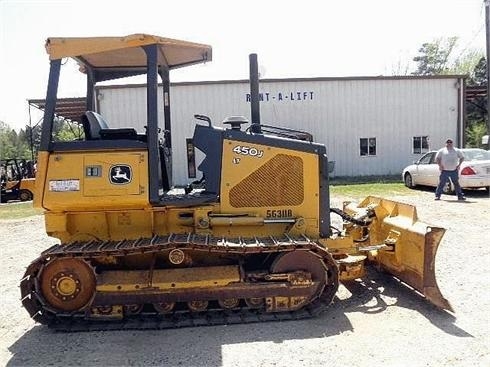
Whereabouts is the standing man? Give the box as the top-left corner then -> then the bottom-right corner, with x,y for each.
435,139 -> 465,200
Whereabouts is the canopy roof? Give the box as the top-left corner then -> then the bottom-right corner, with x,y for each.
45,34 -> 212,70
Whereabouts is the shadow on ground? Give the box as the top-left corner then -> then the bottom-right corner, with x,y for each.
341,267 -> 472,338
7,266 -> 472,367
409,185 -> 489,200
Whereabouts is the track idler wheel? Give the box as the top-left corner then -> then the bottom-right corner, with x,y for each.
153,302 -> 175,314
270,250 -> 339,310
39,258 -> 96,312
124,304 -> 143,315
187,300 -> 208,312
245,298 -> 264,309
218,298 -> 239,309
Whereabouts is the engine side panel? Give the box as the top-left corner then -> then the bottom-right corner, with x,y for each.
220,138 -> 321,238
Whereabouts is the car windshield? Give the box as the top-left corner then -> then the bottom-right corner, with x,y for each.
462,149 -> 490,161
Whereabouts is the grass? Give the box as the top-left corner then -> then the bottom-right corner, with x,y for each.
330,182 -> 412,198
0,202 -> 42,220
329,175 -> 411,199
329,174 -> 401,185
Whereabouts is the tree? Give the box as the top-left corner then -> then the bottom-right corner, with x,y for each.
412,37 -> 458,75
455,54 -> 486,147
466,56 -> 487,130
0,121 -> 30,160
412,37 -> 488,147
464,55 -> 486,86
411,37 -> 485,82
52,118 -> 84,141
24,123 -> 42,161
0,121 -> 15,159
1,117 -> 85,163
461,55 -> 488,148
465,121 -> 487,148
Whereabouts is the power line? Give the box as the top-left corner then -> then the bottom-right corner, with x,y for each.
454,2 -> 486,60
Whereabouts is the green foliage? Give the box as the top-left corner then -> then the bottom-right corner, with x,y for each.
53,118 -> 84,142
450,52 -> 485,81
465,121 -> 488,148
464,55 -> 486,86
0,118 -> 84,162
412,37 -> 458,75
459,55 -> 487,137
412,37 -> 485,83
412,37 -> 488,143
329,175 -> 401,185
0,121 -> 31,160
24,123 -> 42,160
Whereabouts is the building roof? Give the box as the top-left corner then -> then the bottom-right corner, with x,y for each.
29,97 -> 86,123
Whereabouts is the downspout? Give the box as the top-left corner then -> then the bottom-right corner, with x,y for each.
458,77 -> 466,147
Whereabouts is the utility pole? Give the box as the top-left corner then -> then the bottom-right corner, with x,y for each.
486,0 -> 490,137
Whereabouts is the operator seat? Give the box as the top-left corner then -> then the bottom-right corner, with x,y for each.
82,111 -> 109,140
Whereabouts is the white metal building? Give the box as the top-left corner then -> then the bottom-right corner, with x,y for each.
95,76 -> 465,185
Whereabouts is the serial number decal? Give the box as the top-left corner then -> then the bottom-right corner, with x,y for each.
233,145 -> 264,158
266,209 -> 293,218
49,179 -> 80,192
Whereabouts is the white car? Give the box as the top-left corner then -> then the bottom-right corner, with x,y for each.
402,148 -> 490,194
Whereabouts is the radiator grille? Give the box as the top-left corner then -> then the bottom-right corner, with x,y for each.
229,154 -> 304,208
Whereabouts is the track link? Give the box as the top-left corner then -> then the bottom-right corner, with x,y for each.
20,234 -> 338,332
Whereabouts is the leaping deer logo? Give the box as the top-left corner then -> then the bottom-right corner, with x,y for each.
110,165 -> 132,184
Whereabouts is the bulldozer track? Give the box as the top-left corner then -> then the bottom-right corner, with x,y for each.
20,234 -> 338,332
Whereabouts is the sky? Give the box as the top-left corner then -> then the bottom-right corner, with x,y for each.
0,0 -> 487,131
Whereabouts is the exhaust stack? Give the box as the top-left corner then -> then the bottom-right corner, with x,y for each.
249,53 -> 262,134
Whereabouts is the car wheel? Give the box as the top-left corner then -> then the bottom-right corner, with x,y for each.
404,173 -> 415,188
442,181 -> 454,195
19,189 -> 33,201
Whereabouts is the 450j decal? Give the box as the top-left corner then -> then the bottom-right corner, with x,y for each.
232,145 -> 264,158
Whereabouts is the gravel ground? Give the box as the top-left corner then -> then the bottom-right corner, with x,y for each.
0,189 -> 489,367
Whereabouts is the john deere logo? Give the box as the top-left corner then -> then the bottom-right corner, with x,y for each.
110,165 -> 132,185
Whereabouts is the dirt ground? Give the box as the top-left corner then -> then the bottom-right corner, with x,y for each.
0,189 -> 489,367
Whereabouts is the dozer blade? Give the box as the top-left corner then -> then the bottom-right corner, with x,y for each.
350,196 -> 452,312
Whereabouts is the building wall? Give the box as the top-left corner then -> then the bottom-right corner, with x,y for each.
96,76 -> 463,185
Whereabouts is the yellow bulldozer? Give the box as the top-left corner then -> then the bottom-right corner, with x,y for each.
21,34 -> 451,331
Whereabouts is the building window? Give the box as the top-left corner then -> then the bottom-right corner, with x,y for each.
413,136 -> 429,154
360,137 -> 377,156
